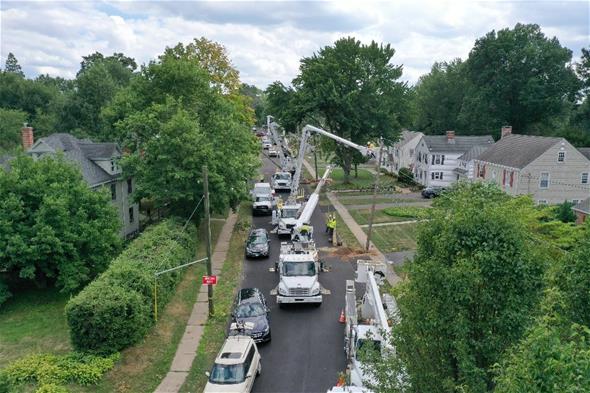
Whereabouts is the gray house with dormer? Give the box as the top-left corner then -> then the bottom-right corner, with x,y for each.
26,131 -> 139,238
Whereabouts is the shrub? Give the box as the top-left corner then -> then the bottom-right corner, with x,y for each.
383,206 -> 431,219
65,219 -> 195,353
397,167 -> 416,186
1,352 -> 119,390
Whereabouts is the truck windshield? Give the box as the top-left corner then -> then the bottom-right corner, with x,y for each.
209,363 -> 245,384
256,196 -> 270,202
282,208 -> 298,218
283,261 -> 316,276
276,173 -> 291,180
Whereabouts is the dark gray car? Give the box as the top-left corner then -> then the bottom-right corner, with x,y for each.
245,228 -> 270,258
231,288 -> 271,343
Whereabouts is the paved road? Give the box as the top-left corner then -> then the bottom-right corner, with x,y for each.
243,155 -> 355,392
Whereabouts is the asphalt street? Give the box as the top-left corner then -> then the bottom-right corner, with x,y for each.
243,153 -> 356,392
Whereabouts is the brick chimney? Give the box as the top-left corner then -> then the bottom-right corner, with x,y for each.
21,124 -> 34,150
501,125 -> 512,139
446,130 -> 455,144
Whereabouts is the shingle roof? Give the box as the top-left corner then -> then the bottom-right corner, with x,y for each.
475,134 -> 561,169
30,133 -> 120,187
458,144 -> 491,161
573,197 -> 590,214
397,130 -> 423,148
578,148 -> 590,160
422,135 -> 494,154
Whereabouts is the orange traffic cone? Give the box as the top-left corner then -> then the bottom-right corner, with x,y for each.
339,309 -> 345,323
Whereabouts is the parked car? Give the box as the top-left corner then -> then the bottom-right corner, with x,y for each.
204,335 -> 261,392
245,228 -> 270,258
421,186 -> 444,199
262,140 -> 272,149
268,147 -> 279,157
256,130 -> 266,137
231,288 -> 271,343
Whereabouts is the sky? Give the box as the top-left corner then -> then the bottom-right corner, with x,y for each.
1,0 -> 588,88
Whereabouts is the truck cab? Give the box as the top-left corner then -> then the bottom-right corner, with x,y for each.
274,252 -> 322,307
272,202 -> 301,236
271,171 -> 292,192
251,183 -> 275,216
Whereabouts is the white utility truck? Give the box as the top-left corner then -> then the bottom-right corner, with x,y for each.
251,182 -> 275,216
343,261 -> 399,388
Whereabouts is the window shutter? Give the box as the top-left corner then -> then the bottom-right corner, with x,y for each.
431,155 -> 435,165
502,170 -> 506,186
476,163 -> 480,177
441,155 -> 445,165
510,171 -> 514,187
483,165 -> 486,177
440,172 -> 443,180
431,172 -> 434,180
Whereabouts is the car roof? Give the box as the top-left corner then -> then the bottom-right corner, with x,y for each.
216,336 -> 254,365
254,182 -> 271,187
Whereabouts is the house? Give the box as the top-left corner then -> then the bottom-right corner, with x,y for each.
383,130 -> 423,175
22,126 -> 139,238
474,126 -> 590,205
573,197 -> 590,224
413,131 -> 494,188
455,144 -> 491,181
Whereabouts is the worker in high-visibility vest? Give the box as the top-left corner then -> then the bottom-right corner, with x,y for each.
327,216 -> 336,237
325,214 -> 334,233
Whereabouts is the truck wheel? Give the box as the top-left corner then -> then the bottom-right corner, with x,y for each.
278,302 -> 285,309
314,302 -> 322,307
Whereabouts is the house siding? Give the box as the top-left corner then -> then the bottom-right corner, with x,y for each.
414,139 -> 463,188
101,178 -> 139,237
476,139 -> 590,204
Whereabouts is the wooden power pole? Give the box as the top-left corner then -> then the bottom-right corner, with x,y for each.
203,165 -> 214,316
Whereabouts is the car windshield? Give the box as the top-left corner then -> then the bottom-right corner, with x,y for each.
256,196 -> 270,202
283,261 -> 316,276
209,363 -> 245,384
235,302 -> 266,318
249,234 -> 267,244
282,208 -> 298,218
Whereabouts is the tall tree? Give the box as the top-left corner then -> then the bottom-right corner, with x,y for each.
0,154 -> 121,297
0,108 -> 27,152
294,37 -> 408,182
459,23 -> 579,136
366,183 -> 546,392
265,81 -> 303,133
4,52 -> 24,77
413,59 -> 467,134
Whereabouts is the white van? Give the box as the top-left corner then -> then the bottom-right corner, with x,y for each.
204,335 -> 261,392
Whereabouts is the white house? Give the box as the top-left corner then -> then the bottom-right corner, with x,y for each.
414,131 -> 494,188
383,130 -> 423,175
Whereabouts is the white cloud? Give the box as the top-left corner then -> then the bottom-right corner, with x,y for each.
1,0 -> 587,87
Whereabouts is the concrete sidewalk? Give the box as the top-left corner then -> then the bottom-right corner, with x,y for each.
303,159 -> 401,285
154,212 -> 239,393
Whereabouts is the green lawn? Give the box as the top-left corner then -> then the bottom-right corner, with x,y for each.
364,223 -> 419,253
349,208 -> 409,225
180,202 -> 250,392
0,287 -> 72,368
333,210 -> 363,250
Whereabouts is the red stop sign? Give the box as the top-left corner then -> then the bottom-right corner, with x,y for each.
202,275 -> 217,285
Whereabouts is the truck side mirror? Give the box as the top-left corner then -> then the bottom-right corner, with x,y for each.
205,371 -> 210,377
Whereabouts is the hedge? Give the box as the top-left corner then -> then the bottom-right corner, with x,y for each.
65,219 -> 196,354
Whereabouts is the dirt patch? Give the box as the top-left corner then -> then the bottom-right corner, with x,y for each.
322,246 -> 370,259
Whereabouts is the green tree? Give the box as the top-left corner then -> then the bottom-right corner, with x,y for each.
460,23 -> 579,136
413,59 -> 467,134
376,183 -> 546,392
264,81 -> 303,133
4,53 -> 24,77
294,37 -> 408,182
107,49 -> 258,216
554,200 -> 576,223
0,154 -> 121,295
240,83 -> 266,125
0,108 -> 27,152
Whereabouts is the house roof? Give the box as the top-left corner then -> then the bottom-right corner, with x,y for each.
578,148 -> 590,161
458,144 -> 491,162
573,197 -> 590,214
397,130 -> 423,148
422,135 -> 494,154
29,133 -> 120,187
475,134 -> 561,169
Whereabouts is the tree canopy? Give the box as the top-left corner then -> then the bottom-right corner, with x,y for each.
0,154 -> 121,302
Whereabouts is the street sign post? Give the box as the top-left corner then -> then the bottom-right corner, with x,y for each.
202,275 -> 217,285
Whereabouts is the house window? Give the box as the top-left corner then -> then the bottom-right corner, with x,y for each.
111,184 -> 116,200
129,207 -> 134,223
538,200 -> 548,205
431,171 -> 443,180
582,173 -> 588,184
127,178 -> 133,193
111,159 -> 116,172
572,199 -> 580,205
539,172 -> 550,189
557,151 -> 565,162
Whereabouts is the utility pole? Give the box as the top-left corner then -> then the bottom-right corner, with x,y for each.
313,136 -> 319,181
365,138 -> 384,252
203,165 -> 214,316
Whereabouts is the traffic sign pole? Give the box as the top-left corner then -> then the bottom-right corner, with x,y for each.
203,165 -> 214,316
